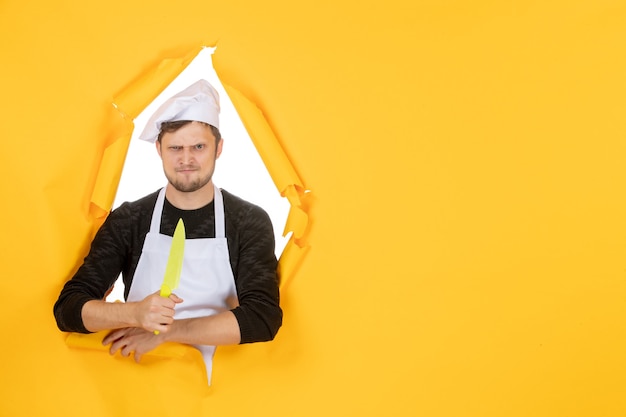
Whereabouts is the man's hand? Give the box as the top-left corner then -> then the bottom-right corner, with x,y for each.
81,291 -> 183,335
133,291 -> 183,334
102,327 -> 163,363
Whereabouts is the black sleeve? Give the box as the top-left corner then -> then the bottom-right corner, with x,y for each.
53,203 -> 134,333
228,202 -> 283,343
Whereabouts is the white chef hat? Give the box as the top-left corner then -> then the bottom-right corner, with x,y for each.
138,79 -> 220,143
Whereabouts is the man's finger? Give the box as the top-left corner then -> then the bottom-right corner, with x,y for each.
170,293 -> 184,303
109,340 -> 122,356
102,329 -> 125,345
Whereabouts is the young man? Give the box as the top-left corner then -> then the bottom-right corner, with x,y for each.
54,80 -> 282,382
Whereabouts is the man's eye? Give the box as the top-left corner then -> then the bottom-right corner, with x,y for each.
195,144 -> 205,150
170,146 -> 182,150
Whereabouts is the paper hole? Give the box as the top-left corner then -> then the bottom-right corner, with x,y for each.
106,47 -> 290,301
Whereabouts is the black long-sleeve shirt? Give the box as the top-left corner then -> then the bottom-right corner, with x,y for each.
54,188 -> 282,343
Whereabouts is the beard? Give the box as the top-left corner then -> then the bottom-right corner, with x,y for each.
165,168 -> 214,193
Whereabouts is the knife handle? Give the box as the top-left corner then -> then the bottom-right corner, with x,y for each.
154,285 -> 173,335
159,284 -> 172,298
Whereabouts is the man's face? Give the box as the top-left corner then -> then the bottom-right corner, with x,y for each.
156,121 -> 222,193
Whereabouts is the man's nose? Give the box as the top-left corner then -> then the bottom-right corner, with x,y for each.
181,147 -> 194,163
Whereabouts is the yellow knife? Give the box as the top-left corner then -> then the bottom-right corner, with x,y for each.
154,218 -> 185,335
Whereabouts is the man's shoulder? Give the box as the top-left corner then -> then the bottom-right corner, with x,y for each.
131,189 -> 161,207
220,188 -> 272,225
111,189 -> 161,217
221,189 -> 266,213
221,188 -> 247,206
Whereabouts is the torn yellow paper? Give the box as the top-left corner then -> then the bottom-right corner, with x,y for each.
220,83 -> 311,286
282,184 -> 308,240
3,1 -> 626,416
222,83 -> 304,194
113,47 -> 204,120
277,237 -> 309,289
90,47 -> 207,219
89,131 -> 132,218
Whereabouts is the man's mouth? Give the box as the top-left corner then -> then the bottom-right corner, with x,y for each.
176,166 -> 198,173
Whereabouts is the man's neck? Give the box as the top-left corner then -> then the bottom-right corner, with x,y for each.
164,182 -> 215,210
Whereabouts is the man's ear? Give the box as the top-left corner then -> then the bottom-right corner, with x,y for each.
156,139 -> 162,157
216,138 -> 224,159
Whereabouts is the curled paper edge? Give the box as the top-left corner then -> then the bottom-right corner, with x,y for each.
221,83 -> 311,288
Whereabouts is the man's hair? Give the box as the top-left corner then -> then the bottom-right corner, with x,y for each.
157,120 -> 222,146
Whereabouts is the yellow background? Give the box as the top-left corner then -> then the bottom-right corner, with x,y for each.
2,1 -> 626,416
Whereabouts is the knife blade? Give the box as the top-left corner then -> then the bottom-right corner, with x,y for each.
154,218 -> 185,335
